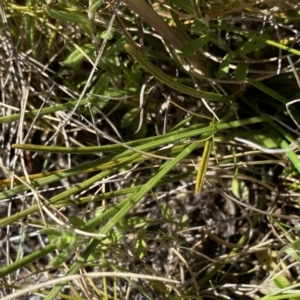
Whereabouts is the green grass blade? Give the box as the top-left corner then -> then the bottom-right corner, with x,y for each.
124,43 -> 232,101
44,140 -> 202,300
0,244 -> 56,279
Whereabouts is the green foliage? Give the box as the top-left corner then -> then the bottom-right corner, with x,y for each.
45,2 -> 93,38
283,239 -> 300,262
61,43 -> 96,67
69,216 -> 86,228
1,0 -> 300,299
235,38 -> 266,58
179,35 -> 211,57
218,53 -> 231,78
191,18 -> 210,34
121,108 -> 140,128
235,62 -> 248,81
43,227 -> 78,251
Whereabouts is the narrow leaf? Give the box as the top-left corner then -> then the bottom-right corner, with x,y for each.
179,35 -> 211,57
235,62 -> 248,81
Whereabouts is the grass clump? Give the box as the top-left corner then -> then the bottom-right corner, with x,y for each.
1,0 -> 300,299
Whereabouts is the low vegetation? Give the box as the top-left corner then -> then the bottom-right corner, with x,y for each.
1,0 -> 300,299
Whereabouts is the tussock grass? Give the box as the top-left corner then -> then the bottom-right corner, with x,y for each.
1,0 -> 300,299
